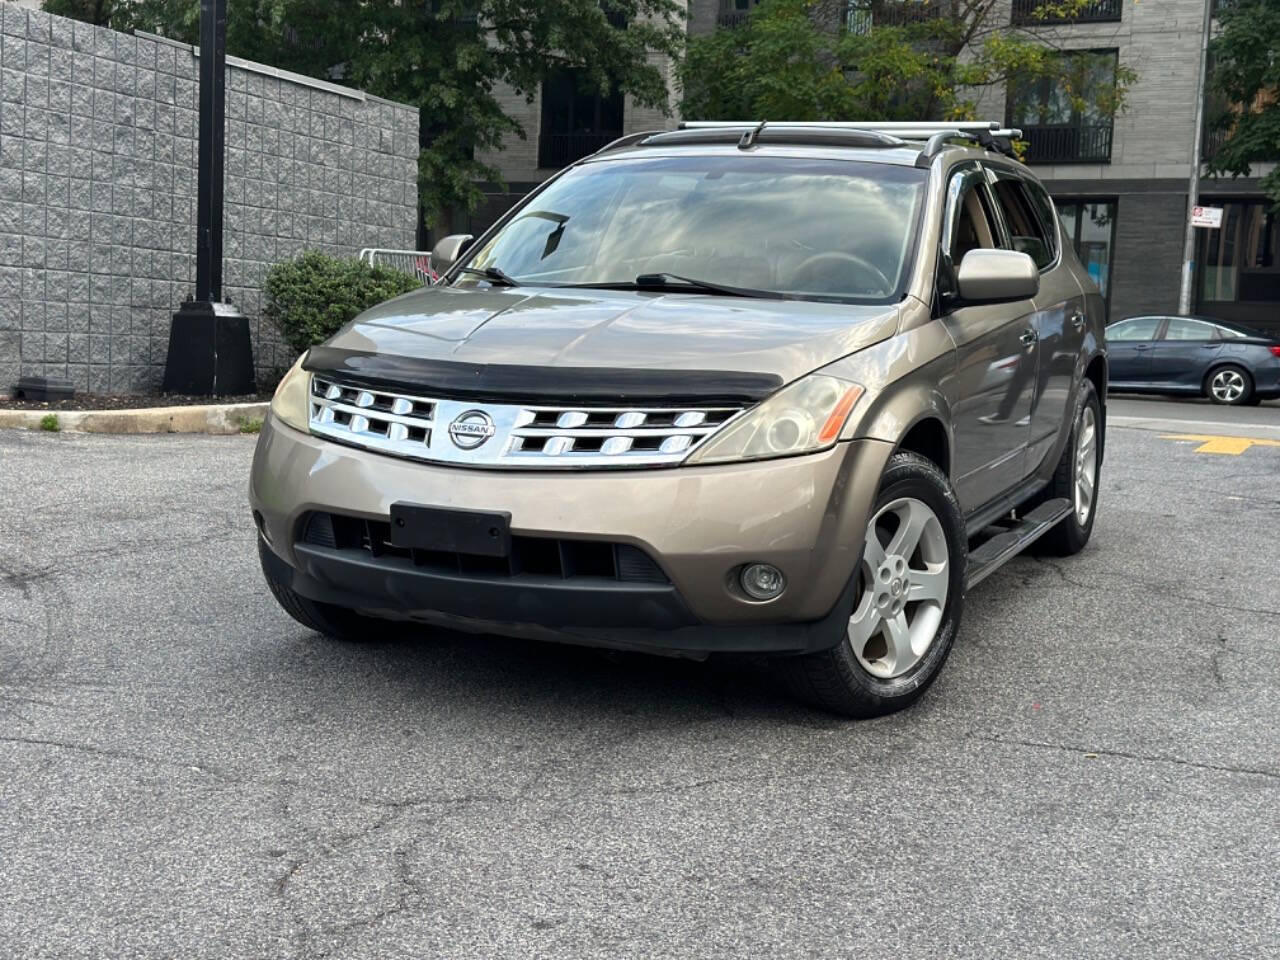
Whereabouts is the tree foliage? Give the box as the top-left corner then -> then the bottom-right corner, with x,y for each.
43,0 -> 685,227
680,0 -> 1134,128
1206,0 -> 1280,209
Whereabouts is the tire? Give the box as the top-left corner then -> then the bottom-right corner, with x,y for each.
780,451 -> 967,719
1032,379 -> 1101,556
1205,364 -> 1254,406
259,537 -> 383,641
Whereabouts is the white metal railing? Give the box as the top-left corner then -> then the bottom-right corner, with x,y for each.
358,248 -> 435,284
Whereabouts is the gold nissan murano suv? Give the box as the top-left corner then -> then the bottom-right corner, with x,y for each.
250,121 -> 1107,717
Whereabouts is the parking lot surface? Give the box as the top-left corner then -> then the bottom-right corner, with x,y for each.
1,403 -> 1277,959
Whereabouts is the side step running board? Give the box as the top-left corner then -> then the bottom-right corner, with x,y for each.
965,498 -> 1072,591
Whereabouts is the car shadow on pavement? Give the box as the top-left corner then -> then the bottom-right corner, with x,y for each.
250,617 -> 864,730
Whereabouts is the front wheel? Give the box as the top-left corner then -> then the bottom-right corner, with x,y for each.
781,451 -> 967,719
259,538 -> 385,641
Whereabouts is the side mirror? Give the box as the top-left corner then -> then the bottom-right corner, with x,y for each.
430,234 -> 474,276
955,249 -> 1039,304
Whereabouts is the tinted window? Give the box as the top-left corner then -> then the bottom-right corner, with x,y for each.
1163,318 -> 1219,340
461,156 -> 928,303
1215,324 -> 1248,339
945,169 -> 999,263
1023,180 -> 1060,259
991,175 -> 1054,270
1108,318 -> 1159,341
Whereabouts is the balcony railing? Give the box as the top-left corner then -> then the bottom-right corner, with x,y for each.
717,9 -> 751,27
538,132 -> 623,169
845,0 -> 944,33
1202,123 -> 1231,162
1018,123 -> 1113,163
1011,0 -> 1122,24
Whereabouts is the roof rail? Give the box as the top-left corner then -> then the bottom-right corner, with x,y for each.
679,120 -> 1020,137
591,130 -> 664,157
641,125 -> 906,150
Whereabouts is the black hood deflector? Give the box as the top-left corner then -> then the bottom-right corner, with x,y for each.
303,346 -> 784,406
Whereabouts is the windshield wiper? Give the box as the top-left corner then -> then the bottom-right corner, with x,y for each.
557,273 -> 782,299
459,265 -> 521,287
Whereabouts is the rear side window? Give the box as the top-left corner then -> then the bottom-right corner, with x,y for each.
1163,318 -> 1220,340
991,174 -> 1055,270
1108,318 -> 1160,341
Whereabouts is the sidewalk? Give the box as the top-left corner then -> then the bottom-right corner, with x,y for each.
0,402 -> 269,435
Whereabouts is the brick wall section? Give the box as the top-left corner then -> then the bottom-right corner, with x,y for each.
1107,191 -> 1188,323
0,3 -> 419,395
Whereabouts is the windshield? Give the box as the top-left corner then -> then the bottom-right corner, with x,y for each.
455,155 -> 927,303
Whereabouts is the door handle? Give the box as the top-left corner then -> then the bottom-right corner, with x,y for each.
1019,328 -> 1036,347
1134,344 -> 1150,351
1070,311 -> 1086,330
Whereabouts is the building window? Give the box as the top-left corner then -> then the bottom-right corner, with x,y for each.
1055,200 -> 1117,298
1010,0 -> 1121,25
1198,202 -> 1280,304
537,68 -> 624,170
1009,50 -> 1118,164
718,0 -> 761,28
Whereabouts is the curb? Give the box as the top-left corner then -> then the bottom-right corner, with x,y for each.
0,402 -> 270,436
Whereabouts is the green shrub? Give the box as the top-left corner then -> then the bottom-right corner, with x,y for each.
39,413 -> 60,432
264,251 -> 424,354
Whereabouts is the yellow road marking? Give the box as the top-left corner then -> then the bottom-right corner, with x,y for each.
1161,433 -> 1280,455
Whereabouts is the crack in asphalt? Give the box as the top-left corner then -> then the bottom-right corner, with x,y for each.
970,733 -> 1280,783
0,734 -> 230,778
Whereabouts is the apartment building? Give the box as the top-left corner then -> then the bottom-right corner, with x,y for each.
466,2 -> 688,233
475,0 -> 1277,332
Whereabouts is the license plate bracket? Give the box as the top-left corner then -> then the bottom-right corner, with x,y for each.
389,504 -> 512,558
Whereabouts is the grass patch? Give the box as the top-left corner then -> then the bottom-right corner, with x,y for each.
236,415 -> 264,435
39,413 -> 60,432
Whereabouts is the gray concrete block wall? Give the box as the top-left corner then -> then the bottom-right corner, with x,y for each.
0,2 -> 419,396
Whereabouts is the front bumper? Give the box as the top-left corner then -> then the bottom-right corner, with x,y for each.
250,416 -> 893,653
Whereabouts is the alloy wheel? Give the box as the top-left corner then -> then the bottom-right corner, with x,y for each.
1210,368 -> 1246,404
849,497 -> 949,679
1074,405 -> 1098,525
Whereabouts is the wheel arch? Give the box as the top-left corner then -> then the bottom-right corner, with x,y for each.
1082,352 -> 1107,465
894,416 -> 952,477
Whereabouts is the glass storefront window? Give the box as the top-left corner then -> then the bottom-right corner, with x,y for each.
1055,200 -> 1117,298
1198,202 -> 1280,304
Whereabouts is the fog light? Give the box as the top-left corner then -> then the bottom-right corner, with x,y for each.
740,563 -> 786,601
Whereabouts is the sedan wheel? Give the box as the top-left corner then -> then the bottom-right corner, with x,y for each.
1208,366 -> 1252,405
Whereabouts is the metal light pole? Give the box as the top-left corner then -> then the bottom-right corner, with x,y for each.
161,0 -> 255,396
1177,0 -> 1215,316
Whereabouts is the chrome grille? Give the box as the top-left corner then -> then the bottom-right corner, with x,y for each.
308,376 -> 743,468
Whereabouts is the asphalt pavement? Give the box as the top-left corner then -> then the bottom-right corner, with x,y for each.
1,400 -> 1277,959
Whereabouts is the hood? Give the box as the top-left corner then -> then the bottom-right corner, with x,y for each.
315,285 -> 900,400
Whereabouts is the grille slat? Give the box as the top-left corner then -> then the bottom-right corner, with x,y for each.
305,375 -> 744,469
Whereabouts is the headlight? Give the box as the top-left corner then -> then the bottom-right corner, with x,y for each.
687,374 -> 863,465
270,353 -> 311,433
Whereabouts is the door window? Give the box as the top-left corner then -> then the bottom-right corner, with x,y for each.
1162,318 -> 1219,341
944,168 -> 999,263
1107,318 -> 1159,341
991,174 -> 1055,269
